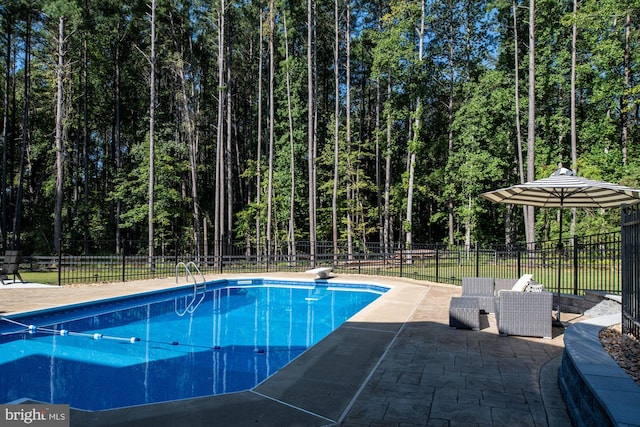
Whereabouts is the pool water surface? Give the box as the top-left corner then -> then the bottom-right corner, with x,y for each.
0,279 -> 386,410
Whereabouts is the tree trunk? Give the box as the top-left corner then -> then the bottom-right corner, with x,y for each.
513,0 -> 526,169
266,0 -> 275,256
178,55 -> 201,258
214,0 -> 226,265
375,10 -> 383,252
256,12 -> 263,258
114,33 -> 122,254
570,0 -> 577,172
283,11 -> 296,264
447,0 -> 455,246
82,24 -> 89,251
384,71 -> 392,253
570,0 -> 577,236
406,3 -> 425,252
54,16 -> 66,256
525,0 -> 536,246
346,0 -> 353,259
465,195 -> 472,250
375,79 -> 383,250
13,14 -> 31,250
621,12 -> 630,166
226,19 -> 233,245
513,0 -> 527,246
406,149 -> 416,251
307,0 -> 317,265
332,0 -> 340,262
148,1 -> 156,269
1,15 -> 11,250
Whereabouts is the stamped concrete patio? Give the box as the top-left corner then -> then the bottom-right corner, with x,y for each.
0,274 -> 574,426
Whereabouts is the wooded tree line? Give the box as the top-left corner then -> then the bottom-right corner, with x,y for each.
1,0 -> 638,257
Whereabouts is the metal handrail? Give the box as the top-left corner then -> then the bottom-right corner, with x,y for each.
175,261 -> 206,316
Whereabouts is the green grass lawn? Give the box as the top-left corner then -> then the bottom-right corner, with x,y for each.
16,272 -> 60,286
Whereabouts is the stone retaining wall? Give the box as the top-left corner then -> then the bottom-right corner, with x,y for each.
559,312 -> 640,427
556,290 -> 621,314
559,349 -> 615,427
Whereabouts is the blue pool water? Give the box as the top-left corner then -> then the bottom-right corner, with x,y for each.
0,278 -> 385,410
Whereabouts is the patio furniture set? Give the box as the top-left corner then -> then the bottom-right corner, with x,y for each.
449,274 -> 553,339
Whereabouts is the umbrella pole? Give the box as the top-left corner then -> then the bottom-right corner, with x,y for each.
556,208 -> 563,324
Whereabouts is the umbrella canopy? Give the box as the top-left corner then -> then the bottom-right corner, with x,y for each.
481,167 -> 640,209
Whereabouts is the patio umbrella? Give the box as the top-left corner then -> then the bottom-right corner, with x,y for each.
481,166 -> 640,322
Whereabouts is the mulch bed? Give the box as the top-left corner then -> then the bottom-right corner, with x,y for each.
599,324 -> 640,386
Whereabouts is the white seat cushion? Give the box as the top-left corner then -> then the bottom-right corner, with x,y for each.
511,274 -> 533,292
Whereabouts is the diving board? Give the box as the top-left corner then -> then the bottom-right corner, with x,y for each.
306,267 -> 333,279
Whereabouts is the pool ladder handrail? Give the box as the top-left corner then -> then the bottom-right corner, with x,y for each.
175,261 -> 206,316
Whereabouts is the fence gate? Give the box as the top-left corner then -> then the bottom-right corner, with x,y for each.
621,204 -> 640,339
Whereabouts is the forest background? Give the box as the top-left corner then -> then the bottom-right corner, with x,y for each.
1,0 -> 638,259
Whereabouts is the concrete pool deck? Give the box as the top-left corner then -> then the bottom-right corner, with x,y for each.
0,274 -> 575,426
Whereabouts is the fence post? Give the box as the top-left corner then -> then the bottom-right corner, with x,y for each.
475,245 -> 480,277
573,236 -> 579,295
122,240 -> 126,283
220,240 -> 224,274
435,245 -> 440,283
517,244 -> 521,278
265,240 -> 269,273
399,246 -> 403,277
57,241 -> 62,286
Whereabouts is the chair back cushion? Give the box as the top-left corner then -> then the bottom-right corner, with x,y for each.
511,274 -> 533,292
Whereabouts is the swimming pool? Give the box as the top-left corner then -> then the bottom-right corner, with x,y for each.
0,278 -> 386,411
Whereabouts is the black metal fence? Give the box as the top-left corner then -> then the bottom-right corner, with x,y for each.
622,204 -> 640,338
17,232 -> 620,296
